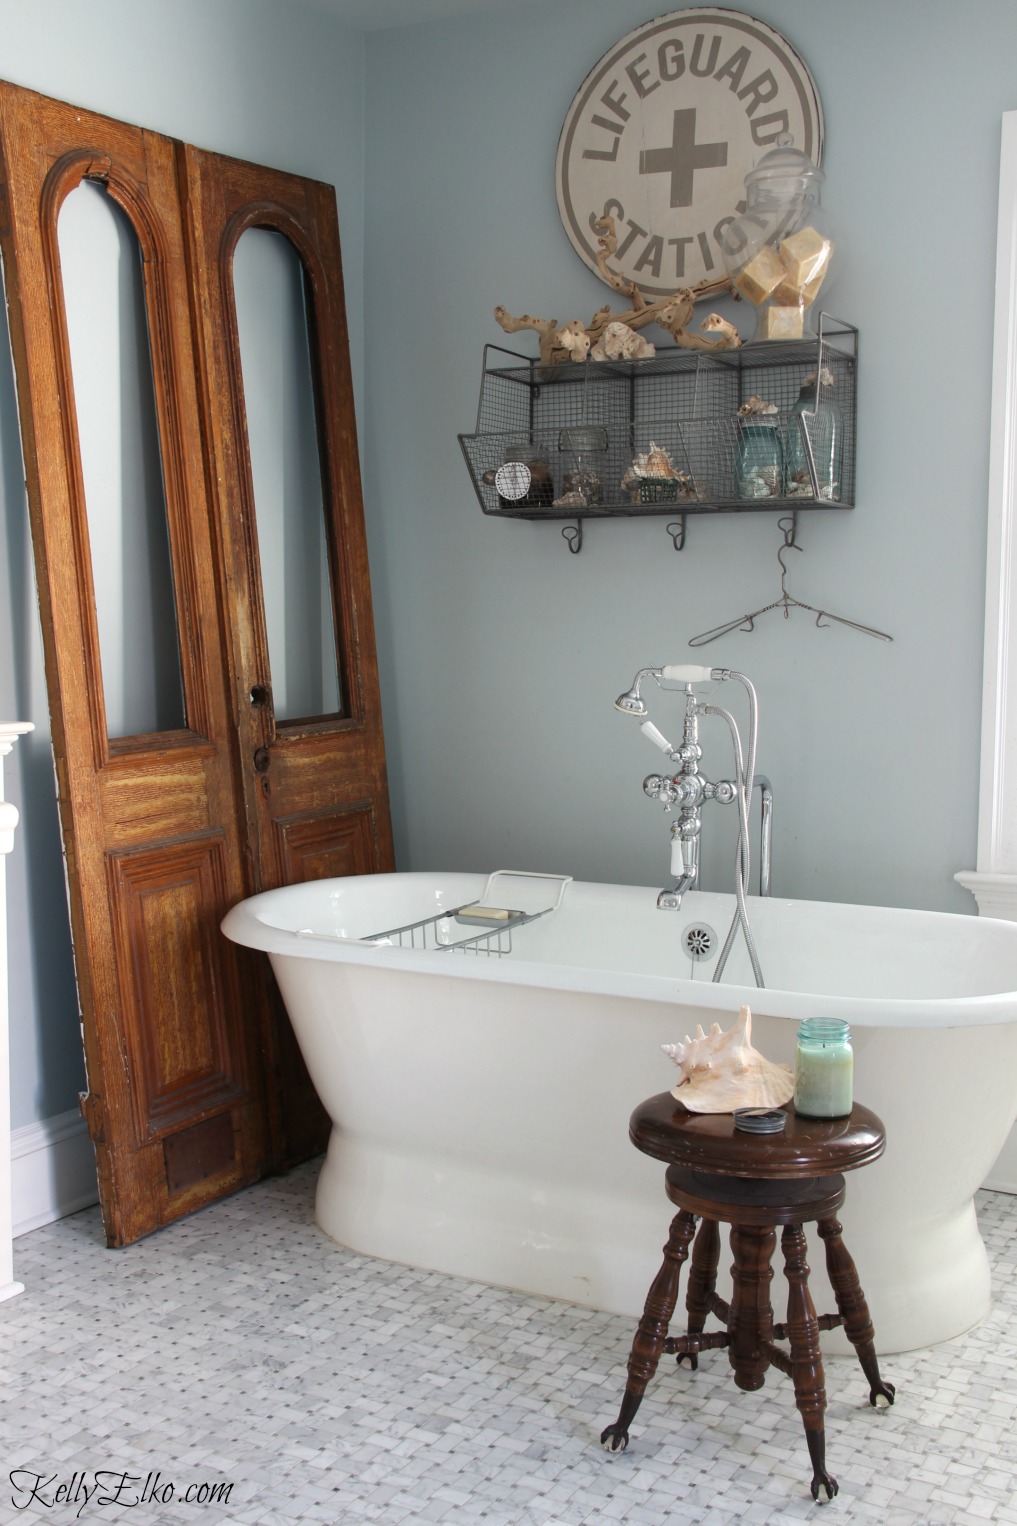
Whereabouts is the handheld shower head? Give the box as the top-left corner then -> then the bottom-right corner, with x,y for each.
614,687 -> 649,717
613,667 -> 662,716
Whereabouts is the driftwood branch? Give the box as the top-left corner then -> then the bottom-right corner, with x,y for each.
495,216 -> 737,366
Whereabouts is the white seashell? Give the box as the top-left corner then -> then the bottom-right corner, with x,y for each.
661,1004 -> 793,1114
738,394 -> 779,416
591,320 -> 655,362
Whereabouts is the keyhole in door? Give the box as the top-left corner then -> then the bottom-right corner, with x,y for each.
253,745 -> 271,797
250,684 -> 271,708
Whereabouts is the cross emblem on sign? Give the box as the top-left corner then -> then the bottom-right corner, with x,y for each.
639,108 -> 728,209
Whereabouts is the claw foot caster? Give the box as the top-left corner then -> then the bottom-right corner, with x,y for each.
600,1424 -> 629,1453
869,1380 -> 895,1409
811,1471 -> 839,1504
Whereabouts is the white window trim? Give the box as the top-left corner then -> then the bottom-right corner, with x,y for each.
956,111 -> 1017,920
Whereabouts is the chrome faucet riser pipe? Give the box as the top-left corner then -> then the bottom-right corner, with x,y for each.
614,664 -> 767,984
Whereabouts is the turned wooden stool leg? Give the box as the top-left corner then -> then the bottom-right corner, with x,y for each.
817,1216 -> 896,1409
600,1209 -> 697,1452
727,1223 -> 776,1392
681,1217 -> 721,1371
781,1223 -> 837,1503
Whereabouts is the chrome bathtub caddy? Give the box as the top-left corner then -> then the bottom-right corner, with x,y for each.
364,869 -> 573,957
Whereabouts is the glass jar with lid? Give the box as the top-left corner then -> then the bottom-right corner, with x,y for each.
793,1017 -> 853,1118
721,136 -> 838,342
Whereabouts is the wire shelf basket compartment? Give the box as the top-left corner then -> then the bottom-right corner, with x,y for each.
458,322 -> 857,533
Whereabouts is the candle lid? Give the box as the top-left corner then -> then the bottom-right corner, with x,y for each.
733,1107 -> 787,1134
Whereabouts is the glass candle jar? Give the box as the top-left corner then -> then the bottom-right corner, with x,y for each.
793,1017 -> 853,1119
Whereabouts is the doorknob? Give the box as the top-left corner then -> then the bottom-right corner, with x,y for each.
253,747 -> 270,772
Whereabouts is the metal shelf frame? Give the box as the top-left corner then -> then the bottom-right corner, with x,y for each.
458,318 -> 857,552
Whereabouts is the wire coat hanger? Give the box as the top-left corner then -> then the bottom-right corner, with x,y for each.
688,518 -> 893,648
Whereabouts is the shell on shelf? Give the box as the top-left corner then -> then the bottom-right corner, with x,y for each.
661,1004 -> 793,1114
738,394 -> 779,416
591,320 -> 655,362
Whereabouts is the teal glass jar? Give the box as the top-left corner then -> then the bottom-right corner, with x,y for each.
793,1017 -> 853,1118
785,369 -> 844,501
736,416 -> 783,499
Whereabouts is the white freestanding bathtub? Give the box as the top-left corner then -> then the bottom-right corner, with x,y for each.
222,871 -> 1017,1354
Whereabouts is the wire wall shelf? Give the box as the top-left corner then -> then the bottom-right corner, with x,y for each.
458,318 -> 857,552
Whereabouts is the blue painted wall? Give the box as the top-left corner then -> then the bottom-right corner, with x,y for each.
361,0 -> 1014,911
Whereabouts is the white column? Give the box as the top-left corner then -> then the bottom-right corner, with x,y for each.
0,722 -> 33,1301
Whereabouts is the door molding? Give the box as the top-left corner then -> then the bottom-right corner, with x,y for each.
0,723 -> 32,1296
957,111 -> 1017,920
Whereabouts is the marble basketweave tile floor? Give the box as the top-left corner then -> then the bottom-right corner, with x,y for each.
1,1165 -> 1016,1526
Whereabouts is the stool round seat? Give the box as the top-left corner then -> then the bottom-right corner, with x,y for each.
629,1092 -> 886,1177
600,1094 -> 894,1504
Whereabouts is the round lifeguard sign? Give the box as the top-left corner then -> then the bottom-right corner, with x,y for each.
555,10 -> 824,298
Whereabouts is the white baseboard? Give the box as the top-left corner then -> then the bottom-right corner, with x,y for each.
11,1108 -> 98,1237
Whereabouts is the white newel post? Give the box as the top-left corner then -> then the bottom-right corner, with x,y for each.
956,112 -> 1017,1189
0,722 -> 33,1301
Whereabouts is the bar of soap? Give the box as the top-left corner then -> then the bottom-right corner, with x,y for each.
779,225 -> 832,291
732,243 -> 785,306
770,268 -> 826,309
757,305 -> 804,340
456,905 -> 513,921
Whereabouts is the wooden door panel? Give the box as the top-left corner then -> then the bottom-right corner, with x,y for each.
0,83 -> 270,1244
106,835 -> 250,1131
181,146 -> 395,893
182,146 -> 394,1171
275,803 -> 382,883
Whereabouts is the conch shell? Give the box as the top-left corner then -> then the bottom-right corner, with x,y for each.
662,1004 -> 793,1114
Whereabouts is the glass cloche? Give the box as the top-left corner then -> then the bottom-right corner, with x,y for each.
721,136 -> 837,341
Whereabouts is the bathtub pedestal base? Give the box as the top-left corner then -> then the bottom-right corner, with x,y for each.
600,1095 -> 895,1502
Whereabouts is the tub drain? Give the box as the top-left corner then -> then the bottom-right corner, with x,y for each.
682,922 -> 718,961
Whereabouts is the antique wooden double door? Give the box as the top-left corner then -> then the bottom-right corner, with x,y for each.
0,83 -> 393,1244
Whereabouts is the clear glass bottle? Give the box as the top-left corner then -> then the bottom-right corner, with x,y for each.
736,415 -> 783,499
721,136 -> 838,342
793,1017 -> 853,1118
784,368 -> 844,500
557,425 -> 609,507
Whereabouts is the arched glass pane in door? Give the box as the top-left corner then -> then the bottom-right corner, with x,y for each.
233,227 -> 341,723
58,179 -> 185,740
